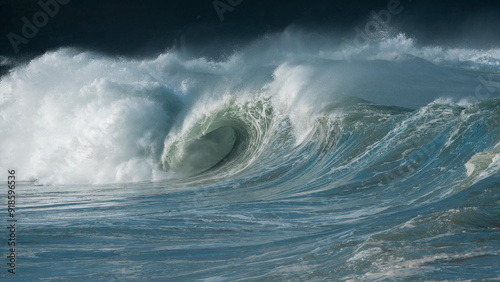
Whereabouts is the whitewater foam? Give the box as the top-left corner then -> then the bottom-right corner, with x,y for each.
1,32 -> 500,184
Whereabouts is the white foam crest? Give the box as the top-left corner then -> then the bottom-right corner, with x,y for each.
318,31 -> 500,67
419,46 -> 500,66
321,32 -> 416,61
2,30 -> 500,184
266,63 -> 333,144
0,49 -> 184,184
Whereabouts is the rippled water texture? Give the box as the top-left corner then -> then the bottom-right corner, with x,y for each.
1,32 -> 499,280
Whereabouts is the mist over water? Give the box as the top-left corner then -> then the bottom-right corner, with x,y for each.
1,10 -> 500,280
1,31 -> 499,185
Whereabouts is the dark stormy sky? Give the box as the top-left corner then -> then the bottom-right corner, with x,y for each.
1,0 -> 500,60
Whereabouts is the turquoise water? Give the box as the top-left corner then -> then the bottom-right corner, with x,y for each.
1,33 -> 500,280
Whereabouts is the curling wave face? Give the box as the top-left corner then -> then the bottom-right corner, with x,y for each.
0,32 -> 500,185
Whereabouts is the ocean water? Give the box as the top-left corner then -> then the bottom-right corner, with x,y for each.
1,32 -> 500,280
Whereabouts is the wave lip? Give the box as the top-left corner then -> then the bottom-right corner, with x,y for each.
465,142 -> 500,178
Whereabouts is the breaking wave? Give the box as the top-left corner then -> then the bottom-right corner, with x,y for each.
0,31 -> 499,186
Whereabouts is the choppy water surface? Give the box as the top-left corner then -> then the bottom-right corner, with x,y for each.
1,32 -> 499,280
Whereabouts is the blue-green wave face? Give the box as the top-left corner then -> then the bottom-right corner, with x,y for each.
1,31 -> 500,281
163,125 -> 237,175
2,33 -> 500,185
161,98 -> 275,178
158,92 -> 500,198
